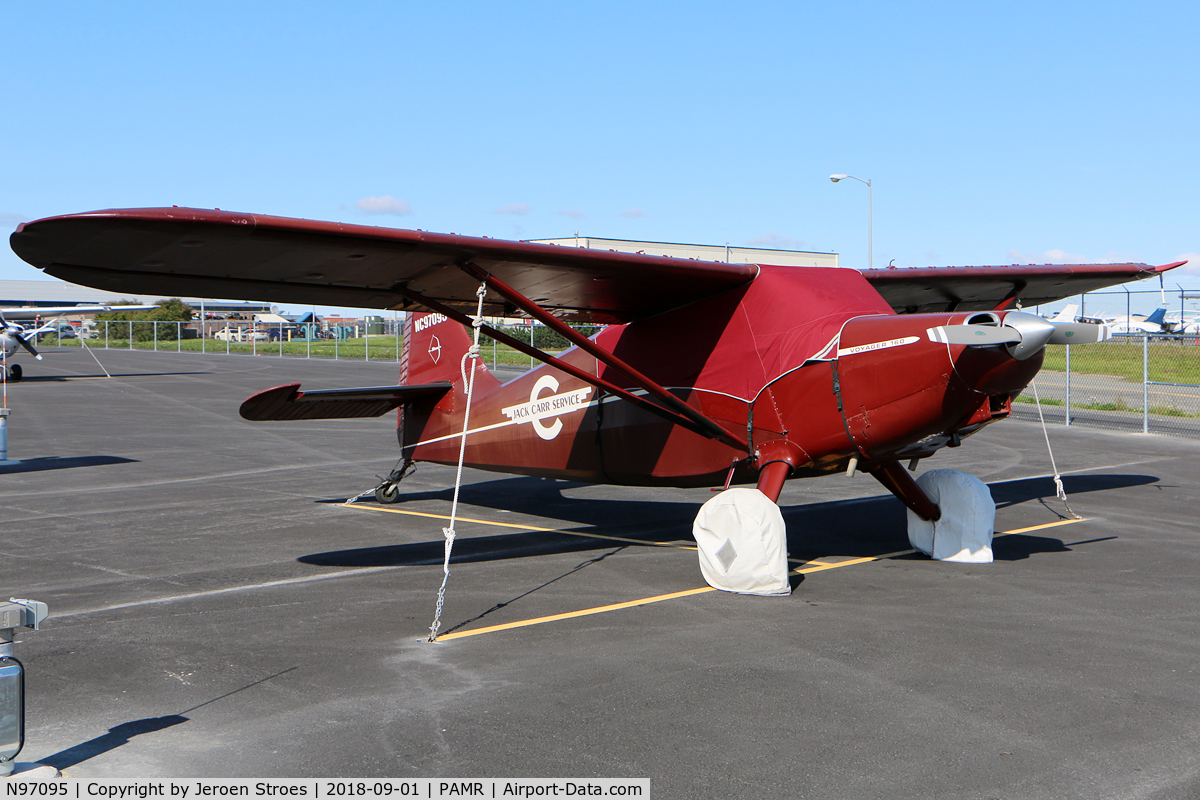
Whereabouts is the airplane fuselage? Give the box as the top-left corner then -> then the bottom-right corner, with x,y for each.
400,265 -> 1042,489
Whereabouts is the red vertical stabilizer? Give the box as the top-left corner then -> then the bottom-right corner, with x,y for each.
401,311 -> 498,389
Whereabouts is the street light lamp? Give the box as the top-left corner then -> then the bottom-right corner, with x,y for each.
830,173 -> 872,269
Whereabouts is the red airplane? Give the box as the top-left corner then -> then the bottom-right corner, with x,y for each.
9,208 -> 1186,545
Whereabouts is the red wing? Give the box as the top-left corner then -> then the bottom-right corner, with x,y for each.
11,207 -> 758,325
240,382 -> 451,421
863,262 -> 1186,314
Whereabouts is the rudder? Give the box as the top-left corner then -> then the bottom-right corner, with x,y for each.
400,310 -> 499,389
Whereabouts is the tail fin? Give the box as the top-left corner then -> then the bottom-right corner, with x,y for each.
1050,303 -> 1077,323
400,311 -> 499,390
1144,306 -> 1167,327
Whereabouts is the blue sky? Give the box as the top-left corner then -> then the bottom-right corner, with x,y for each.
2,1 -> 1197,316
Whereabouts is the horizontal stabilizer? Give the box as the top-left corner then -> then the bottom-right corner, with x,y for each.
240,382 -> 451,421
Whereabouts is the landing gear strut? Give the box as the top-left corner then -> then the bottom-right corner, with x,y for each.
374,459 -> 415,504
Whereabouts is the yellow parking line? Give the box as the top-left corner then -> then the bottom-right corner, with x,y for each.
340,502 -> 842,566
339,502 -> 699,551
436,587 -> 717,640
435,517 -> 1088,641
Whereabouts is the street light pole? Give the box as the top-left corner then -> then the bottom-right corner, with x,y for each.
830,173 -> 872,269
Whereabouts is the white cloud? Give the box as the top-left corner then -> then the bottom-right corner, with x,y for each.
746,232 -> 806,250
1171,252 -> 1200,276
1006,248 -> 1096,265
1005,248 -> 1161,266
354,195 -> 412,216
619,208 -> 645,219
557,209 -> 585,220
496,203 -> 531,216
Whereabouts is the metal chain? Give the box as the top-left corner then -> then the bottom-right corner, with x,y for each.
343,456 -> 411,506
428,282 -> 488,642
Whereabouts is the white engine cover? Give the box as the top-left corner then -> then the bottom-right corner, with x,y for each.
905,469 -> 996,563
693,488 -> 790,596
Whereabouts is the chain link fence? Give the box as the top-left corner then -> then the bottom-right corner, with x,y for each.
1013,335 -> 1200,439
33,300 -> 1200,441
37,319 -> 575,372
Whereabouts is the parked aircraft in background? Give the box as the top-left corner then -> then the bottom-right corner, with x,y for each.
1084,306 -> 1168,336
1048,304 -> 1078,323
0,303 -> 155,380
1163,311 -> 1200,335
7,207 -> 1186,571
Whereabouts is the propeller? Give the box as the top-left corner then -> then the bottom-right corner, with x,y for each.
926,324 -> 1021,346
1046,321 -> 1111,345
0,315 -> 44,361
927,312 -> 1108,361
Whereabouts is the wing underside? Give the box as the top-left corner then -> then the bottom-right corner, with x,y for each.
11,208 -> 758,325
862,263 -> 1184,313
9,207 -> 1184,319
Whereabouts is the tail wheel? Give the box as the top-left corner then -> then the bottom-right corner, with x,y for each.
375,483 -> 402,504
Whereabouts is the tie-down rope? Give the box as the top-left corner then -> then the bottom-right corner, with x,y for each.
1028,376 -> 1082,520
428,282 -> 489,642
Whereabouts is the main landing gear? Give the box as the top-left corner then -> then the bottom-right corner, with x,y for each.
5,364 -> 22,382
374,459 -> 416,504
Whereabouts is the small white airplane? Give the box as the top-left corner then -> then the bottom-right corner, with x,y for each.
1079,306 -> 1169,336
0,304 -> 156,380
1163,311 -> 1200,335
1048,303 -> 1078,323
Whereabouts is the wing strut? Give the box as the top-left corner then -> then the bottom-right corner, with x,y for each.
456,262 -> 751,453
394,284 -> 748,452
992,281 -> 1027,311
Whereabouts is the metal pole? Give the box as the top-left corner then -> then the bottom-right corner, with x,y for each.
1143,335 -> 1150,434
395,311 -> 400,362
365,326 -> 369,362
0,408 -> 9,462
1064,344 -> 1071,426
867,179 -> 873,270
105,321 -> 108,349
177,321 -> 181,352
128,320 -> 132,349
154,320 -> 158,351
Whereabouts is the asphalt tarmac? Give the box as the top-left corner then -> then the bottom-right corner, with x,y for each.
3,348 -> 1199,799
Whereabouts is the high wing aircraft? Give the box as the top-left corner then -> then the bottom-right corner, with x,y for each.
1097,305 -> 1169,336
0,303 -> 156,380
1048,303 -> 1078,323
8,207 -> 1187,582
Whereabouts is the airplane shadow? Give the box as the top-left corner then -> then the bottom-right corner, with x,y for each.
301,473 -> 1155,568
0,455 -> 138,473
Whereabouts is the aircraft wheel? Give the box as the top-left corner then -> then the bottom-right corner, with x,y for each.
375,482 -> 402,504
9,364 -> 22,382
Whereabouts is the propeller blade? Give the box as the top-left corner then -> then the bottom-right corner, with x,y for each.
927,325 -> 1022,346
16,333 -> 42,360
1047,322 -> 1110,345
